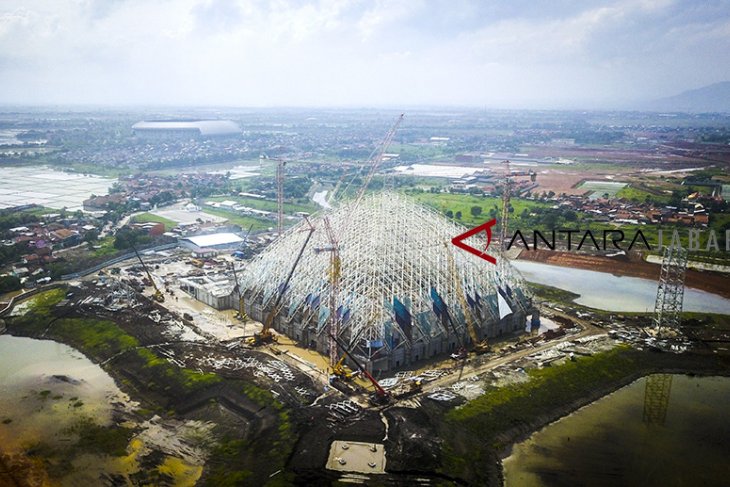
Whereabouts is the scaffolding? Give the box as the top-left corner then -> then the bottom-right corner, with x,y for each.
653,245 -> 688,335
237,193 -> 531,371
102,275 -> 137,311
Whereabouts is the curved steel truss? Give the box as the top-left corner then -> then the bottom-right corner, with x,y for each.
237,192 -> 530,368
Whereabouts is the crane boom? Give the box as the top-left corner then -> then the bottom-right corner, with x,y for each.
242,223 -> 254,246
276,159 -> 286,236
323,217 -> 341,366
132,246 -> 164,302
260,153 -> 287,236
248,217 -> 315,346
500,160 -> 511,252
348,114 -> 404,216
329,333 -> 388,402
230,262 -> 246,321
445,243 -> 488,353
328,173 -> 347,204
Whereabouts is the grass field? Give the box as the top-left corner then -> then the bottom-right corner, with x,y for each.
201,207 -> 275,231
406,190 -> 730,262
388,142 -> 452,162
131,213 -> 178,231
206,195 -> 318,215
616,184 -> 670,203
407,191 -> 551,227
58,162 -> 133,178
21,206 -> 63,217
91,236 -> 117,257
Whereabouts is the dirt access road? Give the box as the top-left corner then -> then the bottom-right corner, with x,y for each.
418,309 -> 605,395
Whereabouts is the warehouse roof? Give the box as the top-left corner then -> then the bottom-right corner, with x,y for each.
182,233 -> 244,248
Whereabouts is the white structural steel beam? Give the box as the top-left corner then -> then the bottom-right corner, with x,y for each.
237,193 -> 531,368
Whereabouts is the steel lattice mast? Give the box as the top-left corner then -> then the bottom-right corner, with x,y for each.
653,245 -> 688,335
313,216 -> 342,367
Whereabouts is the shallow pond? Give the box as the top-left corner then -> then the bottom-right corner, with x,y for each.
0,334 -> 130,452
513,260 -> 730,313
0,334 -> 203,486
503,375 -> 730,486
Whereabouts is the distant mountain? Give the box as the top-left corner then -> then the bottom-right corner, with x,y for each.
646,81 -> 730,113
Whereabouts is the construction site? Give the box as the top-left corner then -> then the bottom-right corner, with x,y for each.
2,116 -> 729,486
5,226 -> 722,485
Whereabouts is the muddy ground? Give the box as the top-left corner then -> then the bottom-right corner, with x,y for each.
3,283 -> 461,485
4,282 -> 730,486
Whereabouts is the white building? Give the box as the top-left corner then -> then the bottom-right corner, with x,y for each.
181,233 -> 244,251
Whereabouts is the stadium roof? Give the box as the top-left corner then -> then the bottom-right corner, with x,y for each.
132,119 -> 241,136
237,193 -> 530,353
182,233 -> 244,248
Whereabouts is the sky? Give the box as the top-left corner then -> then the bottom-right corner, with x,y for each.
1,0 -> 729,109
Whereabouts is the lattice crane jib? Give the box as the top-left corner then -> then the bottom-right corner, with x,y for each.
500,160 -> 512,252
276,159 -> 286,236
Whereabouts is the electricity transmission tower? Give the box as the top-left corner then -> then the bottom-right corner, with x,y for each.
653,245 -> 688,336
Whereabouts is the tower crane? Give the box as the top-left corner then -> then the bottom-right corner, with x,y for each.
313,216 -> 341,367
276,158 -> 286,236
499,161 -> 537,253
246,217 -> 315,347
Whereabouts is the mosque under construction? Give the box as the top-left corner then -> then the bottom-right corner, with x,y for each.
236,193 -> 532,372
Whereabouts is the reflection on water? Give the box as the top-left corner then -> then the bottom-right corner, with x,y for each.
503,375 -> 730,486
643,374 -> 672,425
513,260 -> 730,313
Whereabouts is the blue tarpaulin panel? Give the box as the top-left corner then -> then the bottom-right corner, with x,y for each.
393,296 -> 413,340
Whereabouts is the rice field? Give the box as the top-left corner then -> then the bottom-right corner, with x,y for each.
0,166 -> 115,211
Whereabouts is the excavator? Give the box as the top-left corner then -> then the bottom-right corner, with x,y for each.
132,246 -> 164,303
246,218 -> 315,347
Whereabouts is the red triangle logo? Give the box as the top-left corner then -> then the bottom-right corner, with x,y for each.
451,218 -> 497,265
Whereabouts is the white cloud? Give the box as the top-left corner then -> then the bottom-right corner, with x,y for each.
0,0 -> 727,107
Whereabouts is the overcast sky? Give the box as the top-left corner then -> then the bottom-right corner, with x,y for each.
1,0 -> 729,109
